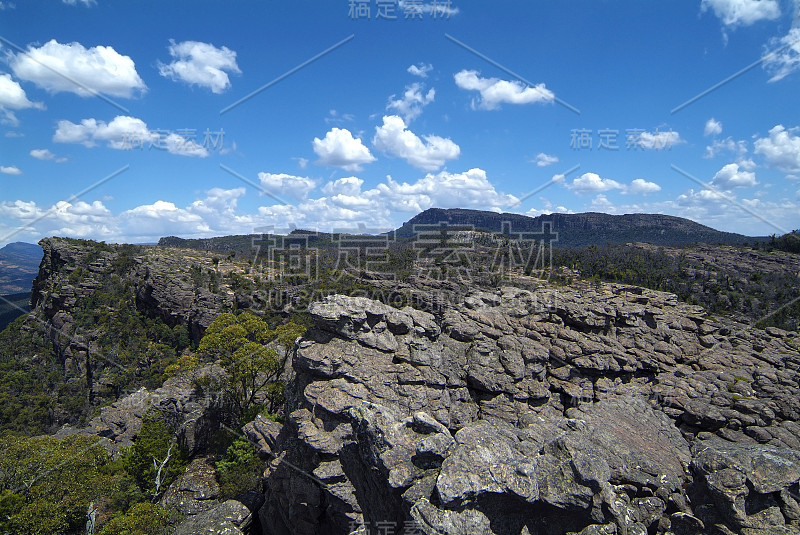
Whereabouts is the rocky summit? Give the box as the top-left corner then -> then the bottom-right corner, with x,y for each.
259,286 -> 800,535
4,236 -> 800,534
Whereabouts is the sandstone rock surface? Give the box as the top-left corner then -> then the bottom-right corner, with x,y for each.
261,287 -> 800,535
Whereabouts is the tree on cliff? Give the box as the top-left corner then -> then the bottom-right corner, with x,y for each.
198,312 -> 305,418
122,418 -> 187,502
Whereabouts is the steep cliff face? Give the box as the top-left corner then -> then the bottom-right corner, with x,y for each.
22,238 -> 238,428
127,250 -> 234,342
260,285 -> 800,535
31,238 -> 234,346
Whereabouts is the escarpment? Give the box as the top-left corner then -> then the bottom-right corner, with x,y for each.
260,288 -> 800,535
13,236 -> 800,534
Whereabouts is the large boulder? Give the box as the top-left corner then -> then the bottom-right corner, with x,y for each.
159,457 -> 221,515
690,438 -> 800,532
173,499 -> 252,535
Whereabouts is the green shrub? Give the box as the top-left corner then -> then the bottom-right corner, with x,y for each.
215,437 -> 263,499
122,418 -> 187,500
97,502 -> 173,535
0,435 -> 119,535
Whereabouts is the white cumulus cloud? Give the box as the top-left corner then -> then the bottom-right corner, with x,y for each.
701,0 -> 780,27
754,124 -> 800,172
373,168 -> 518,213
1,165 -> 22,175
254,167 -> 517,232
636,130 -> 684,150
30,148 -> 67,163
120,188 -> 254,240
704,118 -> 723,136
387,83 -> 435,122
535,153 -> 559,167
313,127 -> 376,171
407,63 -> 433,78
711,162 -> 758,188
0,73 -> 44,111
322,176 -> 364,197
454,70 -> 554,110
627,178 -> 662,195
591,194 -> 617,213
257,172 -> 317,200
398,1 -> 459,16
373,115 -> 460,171
763,27 -> 800,82
567,173 -> 661,195
10,39 -> 146,98
0,187 -> 266,244
158,40 -> 241,94
705,137 -> 748,159
0,199 -> 114,244
0,72 -> 45,126
54,115 -> 209,157
567,173 -> 625,194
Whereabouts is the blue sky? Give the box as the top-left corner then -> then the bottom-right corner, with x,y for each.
0,0 -> 798,246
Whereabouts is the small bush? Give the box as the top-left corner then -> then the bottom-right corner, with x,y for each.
97,502 -> 173,535
215,437 -> 263,499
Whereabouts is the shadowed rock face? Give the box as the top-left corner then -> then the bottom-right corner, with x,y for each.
260,287 -> 800,535
32,238 -> 234,349
55,363 -> 230,456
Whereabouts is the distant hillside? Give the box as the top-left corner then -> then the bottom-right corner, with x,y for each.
158,209 -> 765,254
159,230 -> 342,254
0,241 -> 42,295
395,208 -> 763,247
158,234 -> 260,252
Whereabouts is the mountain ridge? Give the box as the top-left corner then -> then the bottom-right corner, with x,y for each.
155,209 -> 768,254
395,208 -> 765,246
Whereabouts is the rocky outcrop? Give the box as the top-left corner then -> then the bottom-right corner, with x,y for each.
130,255 -> 233,342
160,458 -> 260,535
173,499 -> 254,535
242,416 -> 284,460
261,285 -> 800,534
32,238 -> 234,349
56,363 -> 229,456
25,238 -> 243,430
160,457 -> 222,514
689,438 -> 800,533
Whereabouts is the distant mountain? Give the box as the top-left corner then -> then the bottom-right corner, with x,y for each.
0,242 -> 42,295
158,210 -> 766,253
159,230 -> 340,254
158,234 -> 260,252
394,208 -> 764,247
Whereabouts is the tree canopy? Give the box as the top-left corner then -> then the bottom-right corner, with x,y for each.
198,312 -> 305,417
